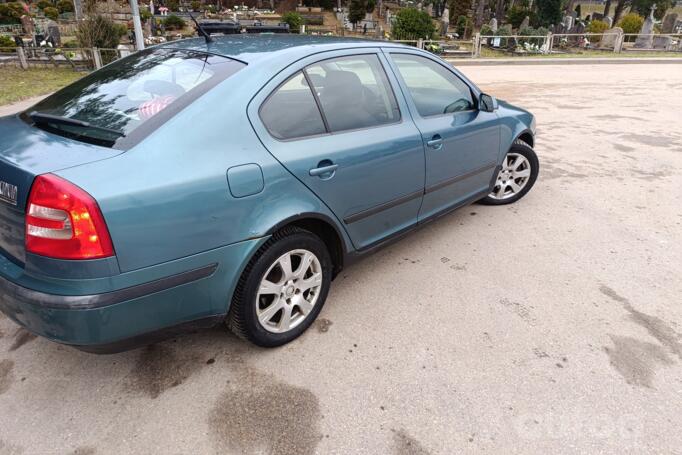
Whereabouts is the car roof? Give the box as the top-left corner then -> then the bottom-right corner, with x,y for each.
161,34 -> 409,63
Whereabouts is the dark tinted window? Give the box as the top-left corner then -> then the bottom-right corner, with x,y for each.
391,54 -> 474,117
25,48 -> 244,147
305,54 -> 400,133
259,71 -> 326,140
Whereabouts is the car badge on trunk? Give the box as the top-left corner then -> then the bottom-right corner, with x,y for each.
0,180 -> 18,206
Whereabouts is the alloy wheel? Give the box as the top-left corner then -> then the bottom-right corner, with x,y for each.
488,152 -> 532,200
256,249 -> 323,333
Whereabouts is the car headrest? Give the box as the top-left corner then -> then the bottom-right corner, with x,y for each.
323,70 -> 363,93
143,80 -> 186,98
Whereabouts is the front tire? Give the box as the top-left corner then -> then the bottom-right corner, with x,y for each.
227,226 -> 332,347
479,140 -> 539,205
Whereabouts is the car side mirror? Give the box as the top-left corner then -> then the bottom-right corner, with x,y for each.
479,93 -> 498,112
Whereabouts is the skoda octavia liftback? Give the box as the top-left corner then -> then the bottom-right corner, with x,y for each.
0,35 -> 538,352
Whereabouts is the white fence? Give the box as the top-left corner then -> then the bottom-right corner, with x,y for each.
475,31 -> 682,56
0,31 -> 680,72
0,47 -> 127,70
374,32 -> 681,59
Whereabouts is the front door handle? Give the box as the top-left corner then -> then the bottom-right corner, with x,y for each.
426,135 -> 443,150
309,162 -> 338,178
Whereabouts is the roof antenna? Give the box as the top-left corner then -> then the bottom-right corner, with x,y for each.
189,12 -> 213,44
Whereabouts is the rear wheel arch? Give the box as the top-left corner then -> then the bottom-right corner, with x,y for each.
266,213 -> 346,278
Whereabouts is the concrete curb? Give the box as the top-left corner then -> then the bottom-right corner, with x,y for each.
0,95 -> 47,117
444,57 -> 682,66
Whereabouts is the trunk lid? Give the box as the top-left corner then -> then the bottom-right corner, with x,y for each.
0,115 -> 121,265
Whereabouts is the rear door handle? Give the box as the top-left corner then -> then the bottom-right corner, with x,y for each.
426,135 -> 443,150
309,163 -> 338,177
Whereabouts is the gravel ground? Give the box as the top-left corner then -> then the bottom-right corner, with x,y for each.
1,64 -> 681,455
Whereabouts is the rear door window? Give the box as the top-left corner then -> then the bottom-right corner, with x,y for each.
259,71 -> 327,140
23,48 -> 244,148
304,54 -> 400,133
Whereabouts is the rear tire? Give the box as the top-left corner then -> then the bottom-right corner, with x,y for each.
479,140 -> 539,206
227,226 -> 332,347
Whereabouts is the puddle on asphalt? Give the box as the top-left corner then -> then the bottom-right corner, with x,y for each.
392,428 -> 431,455
599,285 -> 681,387
0,359 -> 14,395
209,363 -> 322,455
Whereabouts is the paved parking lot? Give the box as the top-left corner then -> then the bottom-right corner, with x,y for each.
1,64 -> 681,454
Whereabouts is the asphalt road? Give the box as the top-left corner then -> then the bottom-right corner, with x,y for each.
1,64 -> 681,455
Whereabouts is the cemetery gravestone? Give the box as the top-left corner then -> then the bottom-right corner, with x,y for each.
563,15 -> 574,30
634,6 -> 656,48
21,15 -> 34,35
652,36 -> 672,49
599,26 -> 622,48
661,13 -> 678,33
46,20 -> 61,46
519,16 -> 529,30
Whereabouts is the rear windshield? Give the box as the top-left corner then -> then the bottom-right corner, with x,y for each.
23,48 -> 244,148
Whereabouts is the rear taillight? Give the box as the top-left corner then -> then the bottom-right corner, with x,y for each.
25,174 -> 114,260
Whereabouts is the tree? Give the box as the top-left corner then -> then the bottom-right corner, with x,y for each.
603,0 -> 612,18
281,11 -> 303,31
43,6 -> 59,19
0,34 -> 16,49
618,12 -> 644,33
167,0 -> 180,12
392,7 -> 436,39
630,0 -> 672,20
494,0 -> 505,23
449,0 -> 469,23
163,14 -> 186,30
76,15 -> 126,48
612,0 -> 629,25
57,0 -> 74,13
536,0 -> 562,27
507,5 -> 535,28
474,0 -> 486,28
586,19 -> 609,32
37,0 -> 53,11
0,2 -> 26,24
348,0 -> 366,28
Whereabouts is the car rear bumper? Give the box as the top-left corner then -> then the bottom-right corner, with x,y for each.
0,237 -> 266,352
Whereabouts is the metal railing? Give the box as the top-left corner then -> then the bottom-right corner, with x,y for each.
392,38 -> 477,57
0,32 -> 680,73
475,32 -> 682,56
0,24 -> 23,35
0,47 -> 126,70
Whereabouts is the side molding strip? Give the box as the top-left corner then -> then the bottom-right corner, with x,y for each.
344,190 -> 423,224
424,162 -> 497,195
344,162 -> 497,225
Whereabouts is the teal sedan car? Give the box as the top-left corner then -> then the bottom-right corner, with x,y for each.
0,35 -> 537,352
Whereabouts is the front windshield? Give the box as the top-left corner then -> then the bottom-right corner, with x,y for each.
24,48 -> 244,147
